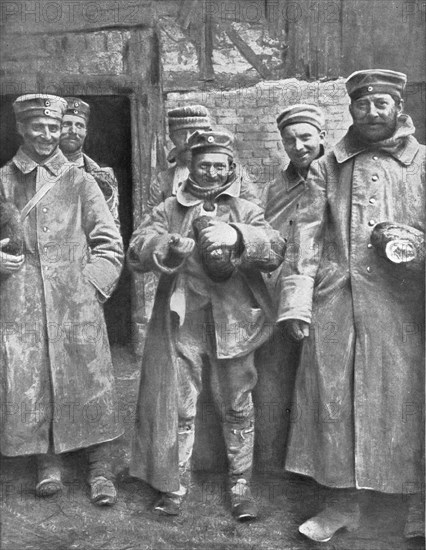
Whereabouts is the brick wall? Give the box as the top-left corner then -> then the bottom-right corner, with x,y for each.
165,78 -> 352,199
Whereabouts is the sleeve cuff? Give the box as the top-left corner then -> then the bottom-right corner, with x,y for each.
276,275 -> 314,323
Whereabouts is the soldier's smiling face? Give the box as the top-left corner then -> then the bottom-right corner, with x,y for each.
17,116 -> 61,161
350,93 -> 402,142
191,152 -> 231,188
60,114 -> 87,154
281,123 -> 325,172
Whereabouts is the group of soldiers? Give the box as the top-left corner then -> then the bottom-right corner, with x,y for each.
0,68 -> 424,543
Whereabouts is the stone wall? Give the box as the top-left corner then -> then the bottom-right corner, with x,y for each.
1,29 -> 130,97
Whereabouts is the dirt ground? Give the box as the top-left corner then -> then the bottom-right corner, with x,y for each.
1,345 -> 424,550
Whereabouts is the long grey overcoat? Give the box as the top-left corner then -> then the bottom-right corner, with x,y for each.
278,116 -> 425,493
128,180 -> 284,492
0,148 -> 124,456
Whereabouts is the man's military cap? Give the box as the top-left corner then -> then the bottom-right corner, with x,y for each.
64,97 -> 90,122
277,104 -> 325,132
13,94 -> 67,122
187,130 -> 234,158
346,69 -> 407,101
168,105 -> 211,132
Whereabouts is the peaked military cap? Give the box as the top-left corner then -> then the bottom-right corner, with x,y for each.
188,130 -> 234,158
168,105 -> 211,132
277,104 -> 325,132
64,97 -> 90,122
13,94 -> 67,122
346,69 -> 407,100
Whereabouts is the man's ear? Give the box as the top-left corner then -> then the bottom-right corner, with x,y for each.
16,122 -> 25,138
397,99 -> 404,114
319,129 -> 326,141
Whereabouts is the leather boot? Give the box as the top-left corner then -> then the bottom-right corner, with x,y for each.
36,452 -> 63,497
299,493 -> 360,542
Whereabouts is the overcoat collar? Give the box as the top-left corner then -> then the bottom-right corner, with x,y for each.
284,162 -> 306,191
12,147 -> 68,176
334,114 -> 419,166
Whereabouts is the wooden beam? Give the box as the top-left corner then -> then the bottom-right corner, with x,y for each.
176,0 -> 199,29
199,4 -> 214,81
224,22 -> 273,79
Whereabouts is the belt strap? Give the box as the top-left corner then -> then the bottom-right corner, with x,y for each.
20,163 -> 73,222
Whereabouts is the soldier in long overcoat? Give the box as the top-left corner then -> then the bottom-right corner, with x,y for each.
254,104 -> 326,470
59,97 -> 120,227
128,130 -> 285,521
279,70 -> 425,541
0,94 -> 124,505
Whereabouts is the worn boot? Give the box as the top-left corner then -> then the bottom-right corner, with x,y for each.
87,443 -> 117,506
404,493 -> 425,539
229,477 -> 258,521
299,492 -> 360,542
223,421 -> 258,521
36,452 -> 63,497
154,484 -> 188,516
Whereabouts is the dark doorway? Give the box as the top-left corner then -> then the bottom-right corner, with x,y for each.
0,95 -> 133,345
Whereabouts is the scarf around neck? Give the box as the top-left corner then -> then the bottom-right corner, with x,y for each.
349,114 -> 416,156
184,171 -> 237,211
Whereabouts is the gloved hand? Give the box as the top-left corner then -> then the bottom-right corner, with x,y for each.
280,319 -> 310,342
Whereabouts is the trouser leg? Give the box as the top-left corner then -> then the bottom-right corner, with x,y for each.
209,351 -> 258,520
404,492 -> 425,539
210,351 -> 258,483
87,441 -> 114,483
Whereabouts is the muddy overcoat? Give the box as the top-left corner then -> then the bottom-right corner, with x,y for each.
278,115 -> 425,493
128,180 -> 284,492
0,148 -> 124,456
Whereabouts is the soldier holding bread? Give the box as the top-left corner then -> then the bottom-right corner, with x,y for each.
128,129 -> 285,521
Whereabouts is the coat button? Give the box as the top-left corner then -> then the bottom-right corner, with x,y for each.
368,220 -> 376,226
43,226 -> 48,232
372,155 -> 378,161
369,198 -> 376,204
42,207 -> 48,213
367,266 -> 372,272
367,243 -> 373,249
372,175 -> 378,182
43,246 -> 48,252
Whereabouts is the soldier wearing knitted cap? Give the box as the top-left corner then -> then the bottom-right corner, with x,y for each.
128,129 -> 285,522
255,103 -> 326,479
148,105 -> 212,210
279,70 -> 425,542
60,97 -> 120,227
0,94 -> 124,507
